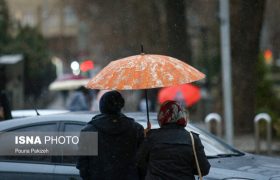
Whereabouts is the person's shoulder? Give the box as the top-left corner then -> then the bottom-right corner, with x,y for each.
120,113 -> 135,122
122,114 -> 134,121
81,123 -> 96,132
190,131 -> 200,137
189,131 -> 203,143
81,114 -> 104,132
121,114 -> 144,129
92,113 -> 106,120
145,128 -> 161,137
149,128 -> 161,133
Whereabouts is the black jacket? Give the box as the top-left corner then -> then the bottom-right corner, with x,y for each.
137,124 -> 210,180
76,113 -> 144,180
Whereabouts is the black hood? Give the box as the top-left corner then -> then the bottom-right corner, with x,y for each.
99,91 -> 124,114
88,114 -> 135,135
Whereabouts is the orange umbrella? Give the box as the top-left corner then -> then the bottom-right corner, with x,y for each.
87,54 -> 205,90
158,84 -> 201,107
86,53 -> 205,128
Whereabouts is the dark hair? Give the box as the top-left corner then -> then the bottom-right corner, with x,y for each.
99,91 -> 124,114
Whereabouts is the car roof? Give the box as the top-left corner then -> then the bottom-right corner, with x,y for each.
11,109 -> 69,118
0,111 -> 159,131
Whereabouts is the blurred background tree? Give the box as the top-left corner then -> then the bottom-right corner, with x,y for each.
230,0 -> 266,133
12,26 -> 56,103
256,53 -> 280,137
0,0 -> 55,107
0,0 -> 10,50
165,0 -> 191,63
71,0 -> 168,64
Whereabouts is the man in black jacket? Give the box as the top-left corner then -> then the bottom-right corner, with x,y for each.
76,90 -> 144,180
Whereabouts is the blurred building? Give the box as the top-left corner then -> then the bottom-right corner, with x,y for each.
4,0 -> 88,109
7,0 -> 81,73
8,0 -> 78,36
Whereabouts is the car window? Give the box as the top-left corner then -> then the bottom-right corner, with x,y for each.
61,123 -> 85,164
186,125 -> 241,157
64,123 -> 85,132
0,123 -> 57,163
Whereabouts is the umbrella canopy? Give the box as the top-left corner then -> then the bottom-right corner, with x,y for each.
86,54 -> 205,129
158,84 -> 201,107
49,74 -> 90,91
86,54 -> 205,90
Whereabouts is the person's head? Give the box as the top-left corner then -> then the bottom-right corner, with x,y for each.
158,100 -> 188,127
99,90 -> 124,114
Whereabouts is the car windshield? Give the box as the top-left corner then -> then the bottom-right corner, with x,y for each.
135,116 -> 242,157
186,124 -> 242,157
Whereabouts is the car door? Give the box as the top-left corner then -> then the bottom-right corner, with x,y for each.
53,122 -> 85,180
0,162 -> 55,180
0,123 -> 58,180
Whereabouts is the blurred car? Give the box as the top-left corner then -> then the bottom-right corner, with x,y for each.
0,112 -> 280,180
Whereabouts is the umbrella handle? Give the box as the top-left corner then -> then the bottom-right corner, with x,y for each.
145,89 -> 151,129
147,121 -> 151,129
